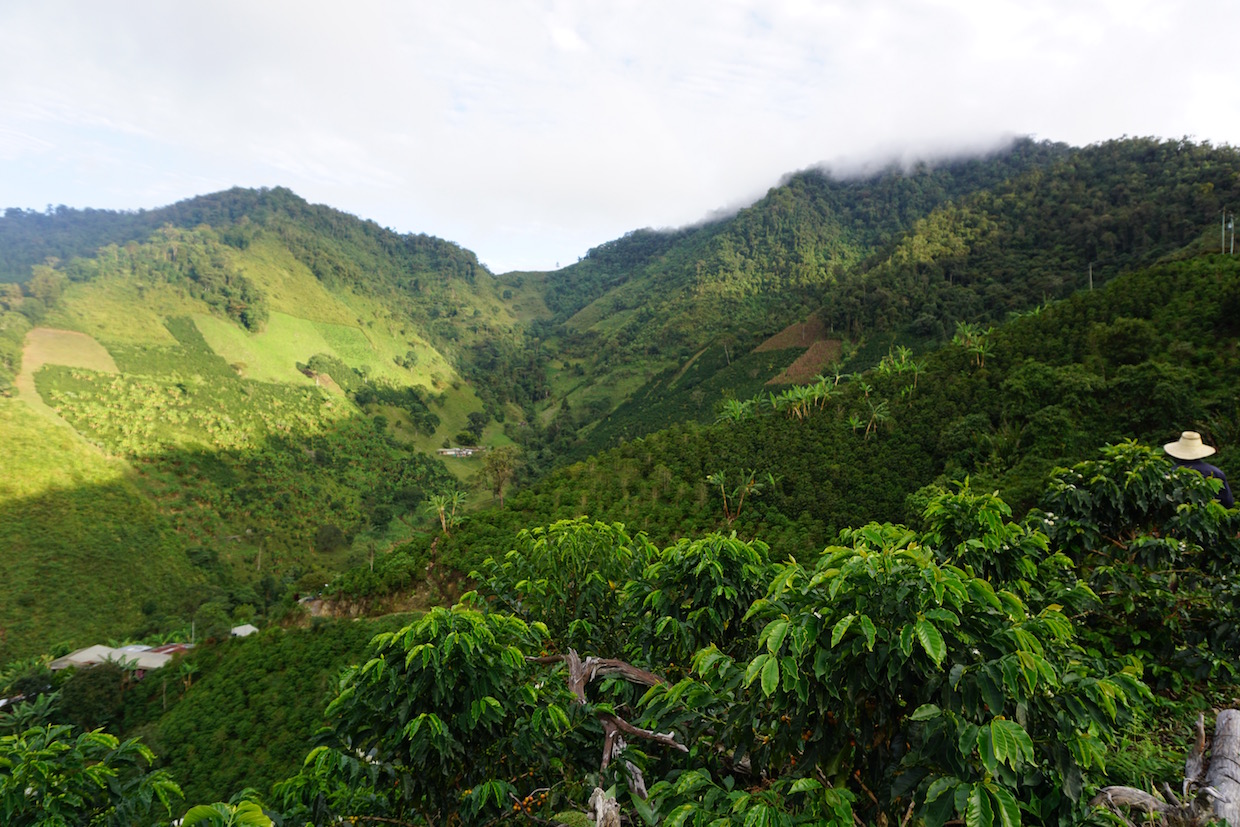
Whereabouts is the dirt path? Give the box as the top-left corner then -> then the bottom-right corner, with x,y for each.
668,347 -> 709,388
15,327 -> 119,428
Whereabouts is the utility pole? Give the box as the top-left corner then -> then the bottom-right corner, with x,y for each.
1089,262 -> 1093,291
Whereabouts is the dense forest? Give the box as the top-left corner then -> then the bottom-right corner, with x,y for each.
4,136 -> 1240,826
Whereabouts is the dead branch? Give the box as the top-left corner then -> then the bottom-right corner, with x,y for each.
531,648 -> 683,799
1184,713 -> 1206,799
599,712 -> 687,754
588,787 -> 621,827
1091,709 -> 1237,827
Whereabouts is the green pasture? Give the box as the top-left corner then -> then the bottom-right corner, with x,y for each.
316,286 -> 464,388
0,397 -> 125,501
412,382 -> 484,454
48,278 -> 202,344
192,311 -> 441,389
495,270 -> 553,324
232,236 -> 357,325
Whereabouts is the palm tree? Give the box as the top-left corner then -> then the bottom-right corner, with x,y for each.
178,661 -> 199,693
907,360 -> 926,389
864,399 -> 891,439
426,493 -> 451,534
426,491 -> 466,535
715,398 -> 752,423
447,489 -> 467,530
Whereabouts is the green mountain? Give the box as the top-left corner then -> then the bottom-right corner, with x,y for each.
4,137 -> 1240,664
0,189 -> 520,662
555,137 -> 1240,455
5,135 -> 1240,825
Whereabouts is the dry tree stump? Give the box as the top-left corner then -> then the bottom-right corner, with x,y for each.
1092,710 -> 1240,826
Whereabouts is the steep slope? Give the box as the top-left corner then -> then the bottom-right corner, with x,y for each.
0,191 -> 510,662
820,137 -> 1240,336
424,251 -> 1240,581
545,139 -> 1067,363
554,137 -> 1240,453
0,398 -> 199,661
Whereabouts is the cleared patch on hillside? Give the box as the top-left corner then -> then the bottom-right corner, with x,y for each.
193,312 -> 432,389
15,328 -> 119,423
48,280 -> 199,345
233,237 -> 357,325
755,315 -> 829,351
767,339 -> 843,385
23,327 -> 119,373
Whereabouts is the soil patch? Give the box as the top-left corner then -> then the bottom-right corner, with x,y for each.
15,328 -> 119,423
755,316 -> 829,352
22,327 -> 119,374
767,339 -> 843,385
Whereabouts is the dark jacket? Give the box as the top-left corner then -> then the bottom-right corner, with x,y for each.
1175,458 -> 1235,508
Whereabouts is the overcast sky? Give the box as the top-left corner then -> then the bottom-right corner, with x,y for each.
2,1 -> 1238,273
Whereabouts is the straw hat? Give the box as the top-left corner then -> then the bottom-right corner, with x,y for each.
1163,431 -> 1217,460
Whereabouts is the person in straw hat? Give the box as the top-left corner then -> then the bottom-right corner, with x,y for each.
1163,431 -> 1234,508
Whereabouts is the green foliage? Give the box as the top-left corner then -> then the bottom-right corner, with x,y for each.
637,518 -> 1146,827
298,464 -> 1169,827
301,352 -> 360,392
822,138 -> 1240,339
471,519 -> 657,654
0,309 -> 31,393
921,481 -> 1048,584
481,444 -> 520,506
66,226 -> 269,330
1035,442 -> 1240,686
153,617 -> 410,806
60,663 -> 127,732
351,381 -> 441,435
623,533 -> 774,667
8,142 -> 1240,826
0,692 -> 61,735
182,799 -> 272,827
34,362 -> 453,559
0,724 -> 182,826
283,607 -> 584,826
646,771 -> 855,827
0,398 -> 200,664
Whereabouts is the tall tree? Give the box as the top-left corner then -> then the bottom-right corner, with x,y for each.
482,446 -> 519,508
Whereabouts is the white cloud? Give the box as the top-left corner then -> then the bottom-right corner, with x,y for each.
1,0 -> 1238,272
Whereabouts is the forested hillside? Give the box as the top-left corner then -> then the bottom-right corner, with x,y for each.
547,137 -> 1240,454
0,189 -> 511,663
5,136 -> 1240,827
382,253 -> 1240,589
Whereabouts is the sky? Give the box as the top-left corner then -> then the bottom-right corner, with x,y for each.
3,0 -> 1239,273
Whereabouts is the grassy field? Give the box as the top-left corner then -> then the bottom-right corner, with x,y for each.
21,327 -> 119,373
46,278 -> 202,344
232,237 -> 356,325
194,312 -> 340,385
0,398 -> 197,663
495,270 -> 553,324
412,383 -> 484,452
0,396 -> 126,501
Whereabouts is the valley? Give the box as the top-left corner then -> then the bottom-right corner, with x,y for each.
3,136 -> 1240,826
